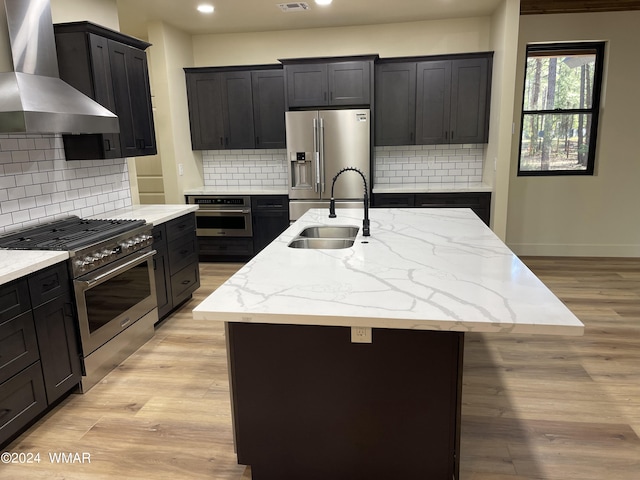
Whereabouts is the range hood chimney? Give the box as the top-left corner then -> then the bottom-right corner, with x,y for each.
0,0 -> 119,134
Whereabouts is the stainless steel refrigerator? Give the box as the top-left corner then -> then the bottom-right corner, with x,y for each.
286,109 -> 371,220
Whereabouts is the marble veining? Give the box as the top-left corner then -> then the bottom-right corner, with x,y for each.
193,208 -> 584,336
0,251 -> 69,285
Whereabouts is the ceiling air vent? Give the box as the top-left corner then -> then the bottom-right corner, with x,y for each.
277,2 -> 311,12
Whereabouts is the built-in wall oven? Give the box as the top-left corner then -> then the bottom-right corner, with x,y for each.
0,216 -> 158,392
187,195 -> 252,237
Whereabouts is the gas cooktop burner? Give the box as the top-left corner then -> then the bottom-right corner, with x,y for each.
0,216 -> 146,251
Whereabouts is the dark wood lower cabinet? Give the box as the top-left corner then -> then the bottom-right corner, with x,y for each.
373,191 -> 491,226
0,362 -> 47,445
152,213 -> 200,322
0,263 -> 81,448
33,296 -> 82,404
227,323 -> 463,480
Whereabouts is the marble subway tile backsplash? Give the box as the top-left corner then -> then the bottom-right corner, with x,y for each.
202,149 -> 288,187
374,144 -> 485,185
0,134 -> 132,235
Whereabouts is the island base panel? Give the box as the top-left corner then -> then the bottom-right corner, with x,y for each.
227,323 -> 463,480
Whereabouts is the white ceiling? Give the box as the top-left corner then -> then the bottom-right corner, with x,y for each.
116,0 -> 505,39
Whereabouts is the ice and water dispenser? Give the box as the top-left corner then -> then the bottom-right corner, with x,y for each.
290,152 -> 314,191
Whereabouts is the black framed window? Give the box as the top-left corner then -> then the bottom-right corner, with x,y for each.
518,42 -> 605,176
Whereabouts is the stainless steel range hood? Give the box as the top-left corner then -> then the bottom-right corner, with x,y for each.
0,0 -> 119,134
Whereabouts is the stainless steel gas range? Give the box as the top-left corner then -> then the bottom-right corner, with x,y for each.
0,216 -> 158,392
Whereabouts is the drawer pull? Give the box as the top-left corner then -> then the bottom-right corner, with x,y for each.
0,408 -> 11,421
181,280 -> 191,285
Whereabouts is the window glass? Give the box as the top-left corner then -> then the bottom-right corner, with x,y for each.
520,113 -> 592,172
518,43 -> 604,176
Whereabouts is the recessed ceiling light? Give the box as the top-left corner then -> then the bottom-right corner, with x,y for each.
315,0 -> 332,5
197,4 -> 215,14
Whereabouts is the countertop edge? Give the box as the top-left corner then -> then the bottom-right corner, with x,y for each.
373,183 -> 492,193
92,205 -> 198,226
0,251 -> 70,286
191,309 -> 585,336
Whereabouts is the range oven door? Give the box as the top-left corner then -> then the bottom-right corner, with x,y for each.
73,248 -> 157,357
194,208 -> 253,237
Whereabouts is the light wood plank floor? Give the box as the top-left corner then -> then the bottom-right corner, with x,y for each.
2,258 -> 639,479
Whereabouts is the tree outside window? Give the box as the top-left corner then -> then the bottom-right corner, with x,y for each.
518,42 -> 605,176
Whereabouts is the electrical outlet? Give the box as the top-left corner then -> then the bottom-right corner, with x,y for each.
178,163 -> 184,176
351,326 -> 372,343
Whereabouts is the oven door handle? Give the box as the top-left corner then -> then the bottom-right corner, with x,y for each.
78,250 -> 157,289
198,209 -> 250,214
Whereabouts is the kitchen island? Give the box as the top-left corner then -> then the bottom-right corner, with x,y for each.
193,208 -> 583,480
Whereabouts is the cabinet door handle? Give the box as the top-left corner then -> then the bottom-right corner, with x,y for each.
181,279 -> 191,285
444,131 -> 448,140
220,137 -> 224,146
451,130 -> 454,140
104,139 -> 111,151
256,136 -> 260,145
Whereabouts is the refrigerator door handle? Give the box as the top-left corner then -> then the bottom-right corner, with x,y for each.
319,117 -> 325,193
313,118 -> 320,193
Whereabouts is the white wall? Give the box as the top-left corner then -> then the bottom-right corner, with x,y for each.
486,0 -> 520,239
192,17 -> 492,66
144,21 -> 202,204
507,11 -> 640,256
51,0 -> 119,29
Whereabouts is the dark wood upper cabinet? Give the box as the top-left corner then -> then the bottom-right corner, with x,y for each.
186,72 -> 226,150
449,58 -> 490,144
222,72 -> 255,150
416,60 -> 452,145
416,57 -> 490,145
375,53 -> 492,146
107,40 -> 157,157
185,66 -> 285,150
375,62 -> 417,146
186,70 -> 255,150
54,21 -> 157,160
251,70 -> 286,149
283,57 -> 374,108
328,61 -> 371,106
285,63 -> 328,107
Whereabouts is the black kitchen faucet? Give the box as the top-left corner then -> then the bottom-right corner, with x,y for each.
328,167 -> 370,237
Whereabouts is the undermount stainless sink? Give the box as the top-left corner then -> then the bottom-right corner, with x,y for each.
297,226 -> 360,239
288,225 -> 359,249
288,238 -> 355,249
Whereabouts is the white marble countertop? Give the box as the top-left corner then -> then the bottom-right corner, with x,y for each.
373,182 -> 492,193
193,208 -> 584,336
183,186 -> 288,196
0,250 -> 69,286
92,204 -> 198,225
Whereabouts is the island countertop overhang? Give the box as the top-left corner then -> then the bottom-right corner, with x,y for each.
193,208 -> 584,336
